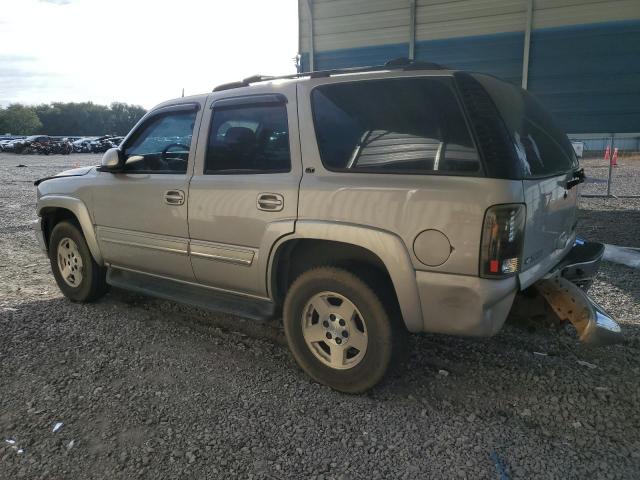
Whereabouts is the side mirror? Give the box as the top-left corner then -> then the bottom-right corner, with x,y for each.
100,147 -> 122,171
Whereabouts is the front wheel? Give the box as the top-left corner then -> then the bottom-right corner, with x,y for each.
49,221 -> 107,302
283,267 -> 406,393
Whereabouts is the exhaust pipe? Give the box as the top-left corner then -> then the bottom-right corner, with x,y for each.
534,276 -> 622,346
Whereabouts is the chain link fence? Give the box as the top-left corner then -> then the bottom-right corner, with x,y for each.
570,134 -> 640,197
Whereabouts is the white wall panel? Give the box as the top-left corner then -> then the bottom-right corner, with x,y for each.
302,0 -> 409,51
301,0 -> 640,54
314,9 -> 409,35
297,0 -> 640,134
416,12 -> 526,40
314,0 -> 409,18
416,0 -> 524,23
314,26 -> 410,51
533,0 -> 640,29
415,0 -> 525,40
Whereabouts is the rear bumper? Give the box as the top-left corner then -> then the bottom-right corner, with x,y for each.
510,240 -> 621,344
534,240 -> 622,345
546,239 -> 604,291
535,276 -> 622,345
416,271 -> 517,336
415,240 -> 618,340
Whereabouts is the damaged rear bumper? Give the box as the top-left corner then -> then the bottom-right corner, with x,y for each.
530,240 -> 622,345
534,276 -> 622,345
553,239 -> 604,291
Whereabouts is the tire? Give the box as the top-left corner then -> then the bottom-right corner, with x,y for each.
283,266 -> 407,393
49,221 -> 107,302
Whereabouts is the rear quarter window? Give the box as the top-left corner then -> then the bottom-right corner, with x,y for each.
311,77 -> 481,175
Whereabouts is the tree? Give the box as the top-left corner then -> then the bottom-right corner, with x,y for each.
35,102 -> 107,136
0,102 -> 146,136
33,102 -> 146,136
0,104 -> 42,135
108,102 -> 147,134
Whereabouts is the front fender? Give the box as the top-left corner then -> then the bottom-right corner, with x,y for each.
37,195 -> 104,265
268,221 -> 424,333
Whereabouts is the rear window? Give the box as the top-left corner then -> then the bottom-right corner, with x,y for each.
472,74 -> 578,178
311,78 -> 481,175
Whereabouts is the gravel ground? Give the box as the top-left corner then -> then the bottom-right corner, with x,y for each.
1,153 -> 639,479
581,157 -> 640,197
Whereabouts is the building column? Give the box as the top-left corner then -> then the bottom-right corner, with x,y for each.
305,0 -> 315,71
408,0 -> 416,60
521,0 -> 534,89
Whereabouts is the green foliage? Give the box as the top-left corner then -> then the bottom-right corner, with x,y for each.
108,102 -> 148,136
0,104 -> 43,135
0,102 -> 147,136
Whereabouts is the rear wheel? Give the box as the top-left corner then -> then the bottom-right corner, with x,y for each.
283,267 -> 406,393
49,221 -> 107,302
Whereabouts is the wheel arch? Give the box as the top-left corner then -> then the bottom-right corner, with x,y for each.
267,221 -> 424,332
38,195 -> 103,265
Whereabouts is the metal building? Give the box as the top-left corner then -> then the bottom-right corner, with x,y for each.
298,0 -> 640,135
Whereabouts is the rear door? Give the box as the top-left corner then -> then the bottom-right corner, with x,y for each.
520,173 -> 578,287
473,74 -> 580,288
187,83 -> 302,297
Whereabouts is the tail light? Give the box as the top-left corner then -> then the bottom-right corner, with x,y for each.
480,204 -> 525,278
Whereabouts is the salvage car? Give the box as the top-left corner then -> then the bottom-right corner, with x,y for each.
72,137 -> 96,153
4,135 -> 51,153
5,135 -> 73,155
88,135 -> 123,153
32,60 -> 621,393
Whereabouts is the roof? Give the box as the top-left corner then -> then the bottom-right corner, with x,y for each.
212,57 -> 449,92
151,58 -> 453,111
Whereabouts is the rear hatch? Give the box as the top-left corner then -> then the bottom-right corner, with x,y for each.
456,73 -> 582,288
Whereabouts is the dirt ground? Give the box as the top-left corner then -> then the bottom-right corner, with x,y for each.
1,153 -> 639,479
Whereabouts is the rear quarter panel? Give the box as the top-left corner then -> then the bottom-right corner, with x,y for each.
296,74 -> 525,276
297,174 -> 524,276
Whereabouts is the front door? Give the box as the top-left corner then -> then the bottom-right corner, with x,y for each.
92,103 -> 202,280
188,84 -> 301,297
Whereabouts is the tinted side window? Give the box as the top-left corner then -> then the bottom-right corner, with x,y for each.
473,74 -> 577,178
205,104 -> 290,174
123,110 -> 196,174
311,78 -> 480,175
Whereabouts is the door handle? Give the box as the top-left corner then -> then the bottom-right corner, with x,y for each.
164,190 -> 185,206
257,193 -> 284,212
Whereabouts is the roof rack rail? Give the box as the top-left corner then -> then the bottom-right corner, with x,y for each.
213,81 -> 251,92
384,57 -> 447,70
211,57 -> 447,92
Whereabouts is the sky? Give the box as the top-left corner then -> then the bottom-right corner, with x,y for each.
0,0 -> 299,108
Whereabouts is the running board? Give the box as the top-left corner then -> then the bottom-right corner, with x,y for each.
107,267 -> 277,321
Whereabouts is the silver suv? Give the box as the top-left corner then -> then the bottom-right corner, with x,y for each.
33,61 -> 620,392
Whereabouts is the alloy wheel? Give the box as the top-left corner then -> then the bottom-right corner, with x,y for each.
301,291 -> 368,370
56,237 -> 83,287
